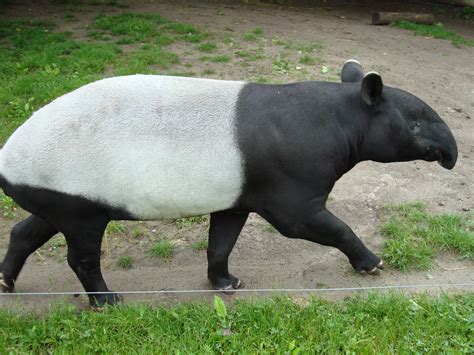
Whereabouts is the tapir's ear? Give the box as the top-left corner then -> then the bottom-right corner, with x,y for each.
361,71 -> 383,107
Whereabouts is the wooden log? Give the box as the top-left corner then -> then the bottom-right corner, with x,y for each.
371,12 -> 435,26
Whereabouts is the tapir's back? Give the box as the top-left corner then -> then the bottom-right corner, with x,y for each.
0,75 -> 246,219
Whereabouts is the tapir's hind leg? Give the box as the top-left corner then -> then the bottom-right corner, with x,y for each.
62,216 -> 121,308
207,210 -> 248,290
0,215 -> 58,292
299,208 -> 384,274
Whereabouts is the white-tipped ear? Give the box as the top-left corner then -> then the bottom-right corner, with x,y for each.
361,71 -> 383,106
343,59 -> 361,66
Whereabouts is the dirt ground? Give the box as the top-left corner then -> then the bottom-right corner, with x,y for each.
0,0 -> 473,310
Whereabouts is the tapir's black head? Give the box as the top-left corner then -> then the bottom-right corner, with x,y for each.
358,72 -> 458,170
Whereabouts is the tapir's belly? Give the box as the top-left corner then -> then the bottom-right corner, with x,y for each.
0,75 -> 246,219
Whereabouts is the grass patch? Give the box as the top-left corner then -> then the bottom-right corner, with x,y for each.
150,238 -> 175,259
202,68 -> 216,75
393,21 -> 474,47
457,6 -> 474,21
272,37 -> 323,53
243,27 -> 263,41
191,238 -> 208,251
196,42 -> 217,53
272,58 -> 292,74
199,55 -> 230,63
117,255 -> 133,269
299,54 -> 316,65
263,223 -> 278,234
235,48 -> 265,61
106,221 -> 126,235
380,203 -> 473,271
175,215 -> 209,228
0,15 -> 211,143
0,293 -> 471,352
0,192 -> 18,219
131,227 -> 146,238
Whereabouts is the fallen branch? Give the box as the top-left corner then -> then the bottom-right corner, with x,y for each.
372,12 -> 435,26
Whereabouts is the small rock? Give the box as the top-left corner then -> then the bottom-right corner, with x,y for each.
222,328 -> 232,336
453,107 -> 462,113
425,274 -> 434,280
438,202 -> 445,207
151,229 -> 157,233
462,207 -> 470,212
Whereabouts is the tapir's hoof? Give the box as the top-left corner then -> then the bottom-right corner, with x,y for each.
359,260 -> 384,276
0,272 -> 14,293
213,276 -> 244,295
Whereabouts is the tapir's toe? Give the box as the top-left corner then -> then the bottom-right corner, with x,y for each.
0,272 -> 14,293
214,275 -> 244,295
359,260 -> 384,276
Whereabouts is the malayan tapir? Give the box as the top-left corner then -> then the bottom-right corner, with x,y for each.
0,60 -> 458,307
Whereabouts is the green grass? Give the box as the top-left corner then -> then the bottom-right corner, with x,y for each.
299,54 -> 316,65
191,238 -> 208,251
175,215 -> 209,228
150,238 -> 175,259
263,223 -> 278,234
0,192 -> 18,218
457,6 -> 474,21
242,27 -> 264,41
131,227 -> 146,238
272,58 -> 292,74
202,68 -> 216,75
117,255 -> 133,269
199,55 -> 231,63
380,203 -> 473,271
393,21 -> 474,47
0,293 -> 471,352
0,15 -> 211,144
235,48 -> 265,61
196,42 -> 217,53
106,221 -> 126,235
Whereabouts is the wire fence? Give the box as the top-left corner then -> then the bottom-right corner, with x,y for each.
0,283 -> 472,297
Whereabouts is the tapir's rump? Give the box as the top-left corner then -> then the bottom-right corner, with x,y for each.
0,75 -> 245,219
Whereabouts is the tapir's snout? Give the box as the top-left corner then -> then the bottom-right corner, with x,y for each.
425,121 -> 458,170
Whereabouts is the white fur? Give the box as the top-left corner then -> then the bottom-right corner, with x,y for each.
365,71 -> 380,77
343,59 -> 361,66
0,75 -> 246,219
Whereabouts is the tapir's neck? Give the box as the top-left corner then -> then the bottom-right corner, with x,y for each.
330,89 -> 369,179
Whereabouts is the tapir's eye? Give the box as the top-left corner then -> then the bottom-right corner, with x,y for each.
409,122 -> 420,131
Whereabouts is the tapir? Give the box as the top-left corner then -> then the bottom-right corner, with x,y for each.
0,60 -> 458,306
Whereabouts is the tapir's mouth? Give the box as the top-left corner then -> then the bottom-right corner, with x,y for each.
430,148 -> 456,170
425,147 -> 456,170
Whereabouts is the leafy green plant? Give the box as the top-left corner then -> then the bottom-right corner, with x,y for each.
0,193 -> 18,218
380,203 -> 473,271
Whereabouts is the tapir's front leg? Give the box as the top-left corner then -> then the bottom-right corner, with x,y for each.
207,210 -> 248,290
302,208 -> 383,274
